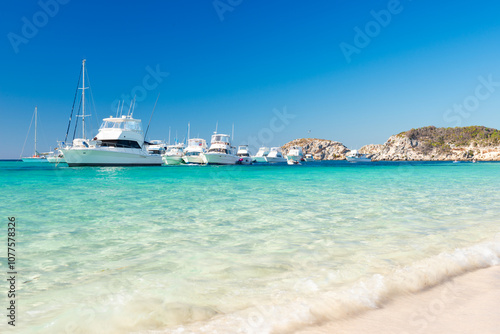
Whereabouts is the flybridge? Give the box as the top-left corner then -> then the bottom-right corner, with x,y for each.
99,116 -> 143,133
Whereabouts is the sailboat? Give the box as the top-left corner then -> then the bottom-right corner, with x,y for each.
22,106 -> 48,163
60,59 -> 163,167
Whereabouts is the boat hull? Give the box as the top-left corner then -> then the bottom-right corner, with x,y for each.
236,157 -> 253,165
163,155 -> 183,165
202,153 -> 239,165
46,156 -> 66,163
60,147 -> 162,166
265,156 -> 287,163
253,156 -> 268,163
182,155 -> 205,164
346,156 -> 371,163
22,157 -> 49,163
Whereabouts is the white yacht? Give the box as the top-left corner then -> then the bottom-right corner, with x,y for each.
46,149 -> 66,163
236,145 -> 253,165
346,150 -> 371,163
182,138 -> 207,164
286,146 -> 304,165
304,153 -> 315,162
61,115 -> 163,166
60,60 -> 162,167
146,140 -> 167,155
252,147 -> 270,163
201,132 -> 239,165
265,147 -> 287,163
162,143 -> 185,165
22,107 -> 49,163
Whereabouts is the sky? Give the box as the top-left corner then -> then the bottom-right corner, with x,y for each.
1,0 -> 500,159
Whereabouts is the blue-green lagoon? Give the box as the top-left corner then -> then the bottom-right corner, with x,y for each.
1,161 -> 499,333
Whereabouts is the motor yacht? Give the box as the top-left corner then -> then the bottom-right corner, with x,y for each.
162,143 -> 185,165
201,132 -> 239,165
304,153 -> 315,162
182,138 -> 207,164
286,146 -> 304,165
345,150 -> 371,163
236,145 -> 253,165
146,140 -> 167,155
252,147 -> 270,163
265,147 -> 287,163
61,115 -> 163,166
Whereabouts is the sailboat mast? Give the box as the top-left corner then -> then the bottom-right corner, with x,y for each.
34,106 -> 37,155
82,59 -> 86,139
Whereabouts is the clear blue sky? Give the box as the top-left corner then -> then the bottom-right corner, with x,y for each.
1,0 -> 500,158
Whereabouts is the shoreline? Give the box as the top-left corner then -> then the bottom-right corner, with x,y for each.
295,265 -> 500,334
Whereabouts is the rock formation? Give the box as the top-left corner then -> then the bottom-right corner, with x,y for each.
282,138 -> 349,160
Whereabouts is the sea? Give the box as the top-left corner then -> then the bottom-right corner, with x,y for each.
1,160 -> 499,333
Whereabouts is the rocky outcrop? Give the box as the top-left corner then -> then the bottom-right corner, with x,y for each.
282,138 -> 349,160
359,144 -> 383,156
369,126 -> 500,161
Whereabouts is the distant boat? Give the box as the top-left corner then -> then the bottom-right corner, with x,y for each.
182,138 -> 207,164
236,145 -> 253,165
145,140 -> 167,155
202,132 -> 239,165
46,148 -> 66,163
286,146 -> 304,165
304,153 -> 315,162
163,144 -> 185,165
22,106 -> 49,163
252,147 -> 270,163
346,150 -> 371,163
265,147 -> 287,163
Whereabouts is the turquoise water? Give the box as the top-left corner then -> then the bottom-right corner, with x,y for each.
1,161 -> 500,333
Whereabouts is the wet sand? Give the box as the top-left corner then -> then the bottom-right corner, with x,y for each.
295,265 -> 500,334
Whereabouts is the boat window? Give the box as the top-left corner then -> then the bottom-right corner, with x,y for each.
99,140 -> 141,149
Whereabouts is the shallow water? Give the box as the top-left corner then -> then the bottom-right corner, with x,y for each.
1,161 -> 499,333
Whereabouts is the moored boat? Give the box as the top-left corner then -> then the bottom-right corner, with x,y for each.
346,150 -> 371,163
22,106 -> 49,163
236,145 -> 253,165
182,138 -> 207,164
252,147 -> 270,163
201,132 -> 239,165
286,146 -> 304,165
265,147 -> 287,163
162,144 -> 185,165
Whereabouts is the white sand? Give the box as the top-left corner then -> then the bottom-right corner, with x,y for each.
295,265 -> 500,334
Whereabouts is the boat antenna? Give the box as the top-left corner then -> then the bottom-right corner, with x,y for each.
187,122 -> 190,141
64,64 -> 83,144
115,100 -> 121,118
168,127 -> 171,145
232,123 -> 234,142
131,96 -> 136,117
119,100 -> 124,117
20,107 -> 36,158
81,59 -> 87,139
126,96 -> 135,117
215,121 -> 218,133
144,93 -> 160,140
34,106 -> 38,155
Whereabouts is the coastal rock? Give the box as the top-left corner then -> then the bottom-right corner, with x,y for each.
370,126 -> 500,161
282,138 -> 349,160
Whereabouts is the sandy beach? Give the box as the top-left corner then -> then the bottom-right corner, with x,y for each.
296,265 -> 500,334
